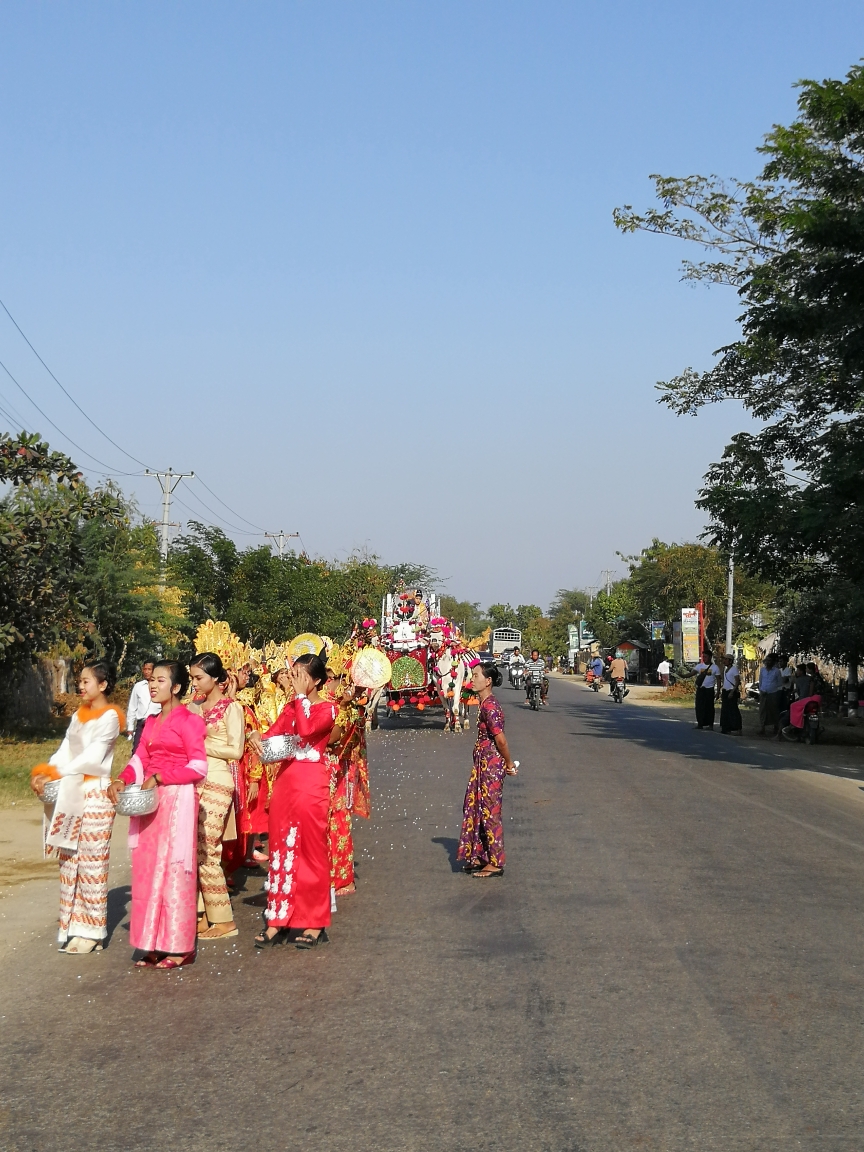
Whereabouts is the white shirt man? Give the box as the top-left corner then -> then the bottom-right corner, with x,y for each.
657,658 -> 671,686
126,663 -> 160,751
694,654 -> 721,730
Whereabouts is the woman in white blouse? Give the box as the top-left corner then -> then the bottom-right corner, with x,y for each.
30,660 -> 123,955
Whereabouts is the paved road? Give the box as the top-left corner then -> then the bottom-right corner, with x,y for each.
2,678 -> 864,1151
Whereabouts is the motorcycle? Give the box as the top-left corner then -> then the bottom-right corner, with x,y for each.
782,699 -> 822,744
611,678 -> 628,704
510,664 -> 525,690
586,669 -> 602,692
527,672 -> 543,710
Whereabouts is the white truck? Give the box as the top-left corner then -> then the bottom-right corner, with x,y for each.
491,627 -> 523,661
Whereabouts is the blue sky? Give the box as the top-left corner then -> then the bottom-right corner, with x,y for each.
0,2 -> 861,609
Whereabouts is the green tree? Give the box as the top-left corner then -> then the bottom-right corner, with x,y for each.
622,539 -> 773,643
547,588 -> 591,655
439,596 -> 488,638
584,581 -> 642,650
614,62 -> 864,671
0,433 -> 126,698
487,603 -> 518,629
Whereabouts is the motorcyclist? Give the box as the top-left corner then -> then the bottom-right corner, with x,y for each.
508,647 -> 526,686
524,649 -> 548,705
590,655 -> 604,681
609,654 -> 628,698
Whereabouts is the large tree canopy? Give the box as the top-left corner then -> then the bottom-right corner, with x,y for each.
615,62 -> 864,664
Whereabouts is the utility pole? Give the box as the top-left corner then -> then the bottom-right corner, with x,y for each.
265,530 -> 299,560
145,468 -> 195,565
725,552 -> 735,657
601,569 -> 615,597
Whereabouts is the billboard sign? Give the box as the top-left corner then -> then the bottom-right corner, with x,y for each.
681,607 -> 700,663
567,624 -> 579,651
579,620 -> 596,646
650,621 -> 665,641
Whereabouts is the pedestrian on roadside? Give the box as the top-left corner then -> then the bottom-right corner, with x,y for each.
693,650 -> 721,730
657,657 -> 671,688
29,659 -> 123,955
757,653 -> 784,736
108,660 -> 208,970
719,654 -> 742,735
126,660 -> 160,752
457,660 -> 517,879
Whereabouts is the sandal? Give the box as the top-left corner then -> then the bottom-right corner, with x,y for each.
254,928 -> 288,949
471,868 -> 504,879
155,951 -> 196,969
295,928 -> 329,950
134,952 -> 159,968
198,924 -> 239,940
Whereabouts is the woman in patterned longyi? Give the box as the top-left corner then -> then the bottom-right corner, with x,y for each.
457,660 -> 518,878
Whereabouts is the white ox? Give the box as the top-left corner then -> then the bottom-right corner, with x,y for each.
429,632 -> 473,732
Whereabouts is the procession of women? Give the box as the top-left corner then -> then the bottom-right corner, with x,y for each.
29,614 -> 517,968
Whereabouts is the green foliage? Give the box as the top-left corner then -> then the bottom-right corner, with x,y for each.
615,61 -> 864,664
439,596 -> 487,638
546,588 -> 590,656
487,603 -> 518,629
169,525 -> 433,645
584,581 -> 643,650
621,539 -> 773,642
76,514 -> 182,669
0,432 -> 126,676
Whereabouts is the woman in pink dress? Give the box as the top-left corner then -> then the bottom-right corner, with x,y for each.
248,654 -> 336,949
108,661 -> 207,970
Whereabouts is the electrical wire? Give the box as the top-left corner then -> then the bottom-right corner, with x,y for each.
0,355 -> 143,475
0,295 -> 155,471
172,492 -> 264,537
0,295 -> 288,538
190,474 -> 267,533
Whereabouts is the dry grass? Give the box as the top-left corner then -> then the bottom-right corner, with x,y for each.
0,735 -> 131,808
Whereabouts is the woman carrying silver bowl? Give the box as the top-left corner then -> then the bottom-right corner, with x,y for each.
29,660 -> 124,956
108,661 -> 208,970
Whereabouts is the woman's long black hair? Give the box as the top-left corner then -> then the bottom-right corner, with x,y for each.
478,660 -> 502,688
190,651 -> 229,684
293,652 -> 328,688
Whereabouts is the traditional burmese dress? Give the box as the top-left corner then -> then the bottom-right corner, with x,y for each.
118,706 -> 207,955
32,705 -> 124,945
325,703 -> 371,893
192,698 -> 244,923
221,700 -> 262,873
261,695 -> 336,929
457,694 -> 507,870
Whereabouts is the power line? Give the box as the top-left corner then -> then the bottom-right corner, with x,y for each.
172,492 -> 264,537
191,475 -> 266,533
0,295 -> 155,470
0,354 -> 142,475
0,295 -> 288,541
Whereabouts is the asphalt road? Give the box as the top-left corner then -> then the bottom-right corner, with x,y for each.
2,677 -> 864,1151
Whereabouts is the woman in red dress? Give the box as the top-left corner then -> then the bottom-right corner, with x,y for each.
249,654 -> 336,949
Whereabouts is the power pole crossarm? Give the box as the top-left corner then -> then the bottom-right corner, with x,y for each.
265,530 -> 299,560
145,468 -> 194,565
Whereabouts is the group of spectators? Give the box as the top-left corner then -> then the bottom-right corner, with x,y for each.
686,649 -> 824,739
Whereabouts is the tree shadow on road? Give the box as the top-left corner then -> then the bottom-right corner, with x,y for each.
558,696 -> 864,781
431,836 -> 463,872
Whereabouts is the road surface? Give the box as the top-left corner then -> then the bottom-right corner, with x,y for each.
2,677 -> 863,1150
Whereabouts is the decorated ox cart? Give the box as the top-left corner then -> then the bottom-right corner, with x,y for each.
376,588 -> 477,731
